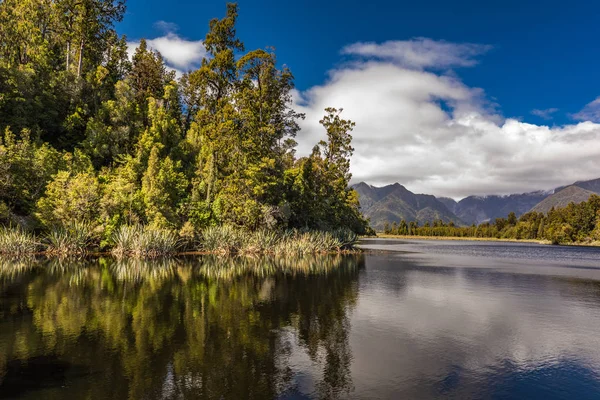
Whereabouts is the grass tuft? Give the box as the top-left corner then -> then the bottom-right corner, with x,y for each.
0,226 -> 40,254
45,222 -> 95,255
197,226 -> 360,255
112,225 -> 179,258
199,225 -> 246,254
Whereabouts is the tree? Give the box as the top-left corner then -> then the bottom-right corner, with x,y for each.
507,212 -> 517,226
130,39 -> 174,119
0,128 -> 62,216
36,170 -> 101,227
56,0 -> 126,76
83,80 -> 141,166
0,2 -> 376,239
141,146 -> 186,228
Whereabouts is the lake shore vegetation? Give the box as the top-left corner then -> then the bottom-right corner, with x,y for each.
0,2 -> 370,256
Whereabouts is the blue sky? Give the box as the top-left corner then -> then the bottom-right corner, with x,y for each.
119,1 -> 600,198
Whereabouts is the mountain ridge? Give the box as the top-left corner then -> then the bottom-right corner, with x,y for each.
531,185 -> 597,214
354,177 -> 600,230
352,182 -> 462,231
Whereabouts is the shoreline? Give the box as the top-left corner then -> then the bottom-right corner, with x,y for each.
372,235 -> 600,248
0,249 -> 363,258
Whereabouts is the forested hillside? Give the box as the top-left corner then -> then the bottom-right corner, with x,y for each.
0,1 -> 369,243
383,195 -> 600,245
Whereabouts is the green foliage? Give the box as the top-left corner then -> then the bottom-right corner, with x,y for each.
284,109 -> 368,233
36,169 -> 102,227
0,2 -> 372,255
0,128 -> 62,215
243,229 -> 281,254
83,80 -> 141,166
99,157 -> 144,227
141,146 -> 186,228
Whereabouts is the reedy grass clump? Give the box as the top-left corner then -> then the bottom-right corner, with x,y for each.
0,226 -> 40,254
45,222 -> 95,255
199,225 -> 247,254
112,225 -> 179,258
331,228 -> 360,249
240,229 -> 280,254
273,231 -> 340,254
1,223 -> 359,257
275,229 -> 359,254
111,225 -> 139,255
196,226 -> 360,255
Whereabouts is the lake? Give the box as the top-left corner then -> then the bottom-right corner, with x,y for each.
1,239 -> 600,399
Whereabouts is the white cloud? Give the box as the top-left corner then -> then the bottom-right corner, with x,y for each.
531,107 -> 558,120
341,38 -> 492,69
572,97 -> 600,122
154,20 -> 179,33
294,39 -> 600,199
127,28 -> 206,78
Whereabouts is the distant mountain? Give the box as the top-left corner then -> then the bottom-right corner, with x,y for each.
556,178 -> 600,195
437,197 -> 458,214
353,177 -> 600,230
576,178 -> 600,193
453,191 -> 550,225
530,185 -> 597,214
352,182 -> 462,231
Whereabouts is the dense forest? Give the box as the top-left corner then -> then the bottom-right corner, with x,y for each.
0,1 -> 370,253
383,195 -> 600,245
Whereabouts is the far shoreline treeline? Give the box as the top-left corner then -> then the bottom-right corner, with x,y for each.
381,194 -> 600,246
0,1 -> 372,257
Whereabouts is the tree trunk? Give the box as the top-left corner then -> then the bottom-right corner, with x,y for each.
66,41 -> 71,71
77,39 -> 84,77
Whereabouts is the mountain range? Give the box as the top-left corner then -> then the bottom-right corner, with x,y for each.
353,178 -> 600,231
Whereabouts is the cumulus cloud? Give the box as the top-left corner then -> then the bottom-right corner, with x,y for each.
530,107 -> 558,120
341,38 -> 492,69
294,39 -> 600,199
127,24 -> 206,78
572,97 -> 600,122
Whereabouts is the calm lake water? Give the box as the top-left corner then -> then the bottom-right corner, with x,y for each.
1,239 -> 600,399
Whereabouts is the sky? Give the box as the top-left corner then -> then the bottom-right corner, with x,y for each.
119,0 -> 600,199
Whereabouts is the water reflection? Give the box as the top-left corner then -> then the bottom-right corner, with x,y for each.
0,255 -> 362,400
3,243 -> 600,399
349,253 -> 600,399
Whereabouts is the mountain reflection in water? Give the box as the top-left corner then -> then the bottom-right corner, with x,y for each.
1,241 -> 600,399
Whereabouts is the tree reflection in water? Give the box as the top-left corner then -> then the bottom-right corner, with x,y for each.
0,254 -> 363,399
